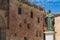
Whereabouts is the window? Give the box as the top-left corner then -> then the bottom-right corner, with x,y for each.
36,32 -> 38,37
19,23 -> 22,27
24,37 -> 27,40
36,31 -> 41,37
18,7 -> 21,14
14,33 -> 17,37
37,17 -> 40,23
24,19 -> 26,23
30,11 -> 33,18
18,0 -> 19,1
27,24 -> 30,29
7,0 -> 9,3
7,27 -> 9,29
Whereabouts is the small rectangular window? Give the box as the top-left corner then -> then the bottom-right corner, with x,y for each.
14,33 -> 17,37
19,23 -> 22,27
24,19 -> 26,23
36,32 -> 38,37
7,27 -> 9,29
18,0 -> 19,1
30,11 -> 33,18
27,24 -> 30,29
18,7 -> 21,14
37,17 -> 40,23
24,37 -> 27,40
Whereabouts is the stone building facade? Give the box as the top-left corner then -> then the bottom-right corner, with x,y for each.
54,14 -> 60,40
0,0 -> 47,40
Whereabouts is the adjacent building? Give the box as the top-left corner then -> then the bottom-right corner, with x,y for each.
54,14 -> 60,40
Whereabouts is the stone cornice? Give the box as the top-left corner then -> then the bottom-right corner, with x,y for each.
21,1 -> 44,11
54,14 -> 60,17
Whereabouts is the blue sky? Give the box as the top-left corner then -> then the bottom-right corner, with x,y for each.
28,0 -> 60,14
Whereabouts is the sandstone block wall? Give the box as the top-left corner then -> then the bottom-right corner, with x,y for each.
54,15 -> 60,40
6,0 -> 45,40
0,0 -> 46,40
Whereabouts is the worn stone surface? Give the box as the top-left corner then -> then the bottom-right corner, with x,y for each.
0,0 -> 46,40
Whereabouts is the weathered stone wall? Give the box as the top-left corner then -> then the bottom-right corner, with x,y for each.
5,0 -> 45,40
0,0 -> 46,40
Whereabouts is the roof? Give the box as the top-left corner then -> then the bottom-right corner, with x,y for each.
54,14 -> 60,17
21,1 -> 44,11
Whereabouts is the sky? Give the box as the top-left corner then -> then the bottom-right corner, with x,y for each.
28,0 -> 60,14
